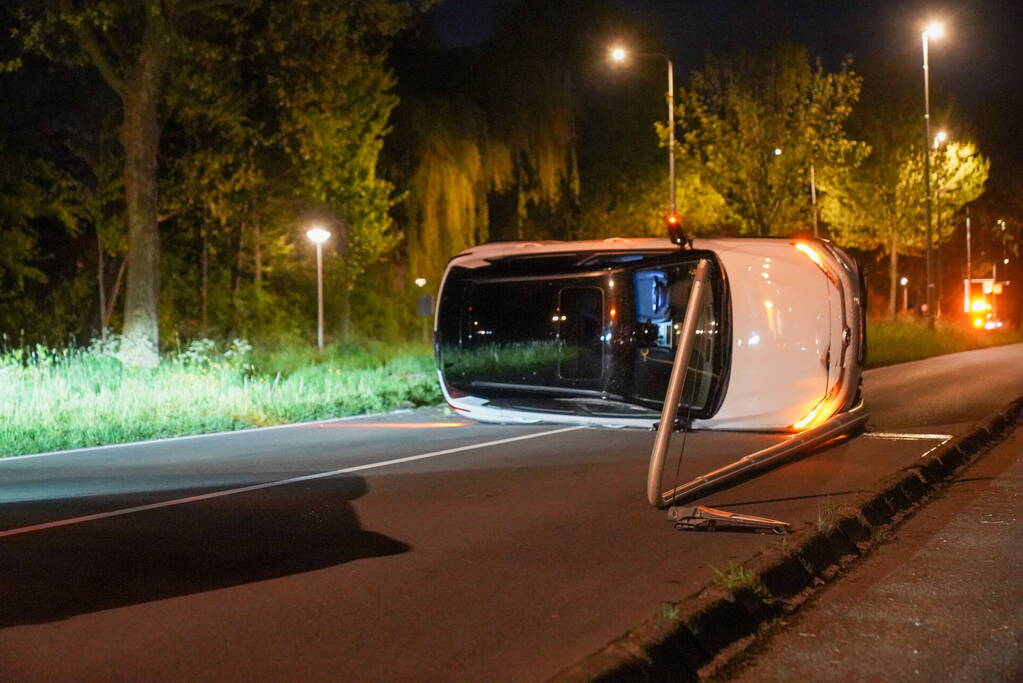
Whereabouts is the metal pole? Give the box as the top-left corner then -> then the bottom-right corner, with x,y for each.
647,258 -> 711,507
316,242 -> 324,352
993,259 -> 998,319
965,205 -> 972,312
810,162 -> 819,238
903,282 -> 908,312
922,33 -> 935,329
667,58 -> 676,215
936,188 -> 943,317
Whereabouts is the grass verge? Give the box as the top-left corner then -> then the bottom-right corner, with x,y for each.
0,337 -> 442,458
2,316 -> 1018,458
866,317 -> 1021,368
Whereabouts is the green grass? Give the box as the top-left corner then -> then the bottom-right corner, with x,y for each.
0,337 -> 442,458
2,316 -> 1018,458
866,317 -> 1021,368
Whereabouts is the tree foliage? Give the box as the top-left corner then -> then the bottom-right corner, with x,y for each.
673,44 -> 865,236
820,60 -> 989,318
393,0 -> 587,285
11,0 -> 423,351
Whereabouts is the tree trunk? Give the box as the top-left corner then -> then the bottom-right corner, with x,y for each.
888,235 -> 899,321
200,230 -> 209,334
233,223 -> 246,300
97,237 -> 107,331
253,223 -> 263,286
105,257 -> 127,327
118,20 -> 168,367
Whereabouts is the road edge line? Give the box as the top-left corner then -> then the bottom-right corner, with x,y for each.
547,394 -> 1023,683
0,406 -> 439,462
0,426 -> 583,537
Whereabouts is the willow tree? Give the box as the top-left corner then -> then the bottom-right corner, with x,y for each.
398,0 -> 581,284
673,45 -> 865,236
402,96 -> 512,280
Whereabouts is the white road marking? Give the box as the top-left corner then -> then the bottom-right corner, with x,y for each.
0,409 -> 420,462
0,426 -> 583,538
861,432 -> 953,441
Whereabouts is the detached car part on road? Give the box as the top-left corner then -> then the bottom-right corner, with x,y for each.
434,236 -> 866,433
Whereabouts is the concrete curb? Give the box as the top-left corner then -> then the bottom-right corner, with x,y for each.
549,395 -> 1023,683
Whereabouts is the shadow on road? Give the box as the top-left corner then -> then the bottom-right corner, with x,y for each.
1,475 -> 408,627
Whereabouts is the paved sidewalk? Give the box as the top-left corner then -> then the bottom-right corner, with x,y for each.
729,427 -> 1023,682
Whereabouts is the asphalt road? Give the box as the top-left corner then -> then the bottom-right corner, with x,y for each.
1,344 -> 1022,682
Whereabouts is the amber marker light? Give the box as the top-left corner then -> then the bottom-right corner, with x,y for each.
792,399 -> 828,430
794,242 -> 825,269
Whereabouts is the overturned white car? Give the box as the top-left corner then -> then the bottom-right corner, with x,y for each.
434,236 -> 865,433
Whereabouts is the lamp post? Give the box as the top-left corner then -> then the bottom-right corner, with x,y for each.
608,44 -> 676,217
414,277 -> 430,343
306,226 -> 331,352
809,161 -> 819,238
964,204 -> 972,313
921,21 -> 944,328
900,276 -> 909,313
933,130 -> 948,316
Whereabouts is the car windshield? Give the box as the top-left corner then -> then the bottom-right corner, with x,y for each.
437,253 -> 729,418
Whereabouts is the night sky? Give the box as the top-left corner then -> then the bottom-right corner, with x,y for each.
434,0 -> 1023,184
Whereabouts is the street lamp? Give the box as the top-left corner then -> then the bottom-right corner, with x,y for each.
921,20 -> 945,328
933,130 -> 949,316
900,276 -> 909,313
608,43 -> 677,219
306,225 -> 331,352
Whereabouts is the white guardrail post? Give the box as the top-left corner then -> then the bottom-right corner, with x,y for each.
646,258 -> 712,507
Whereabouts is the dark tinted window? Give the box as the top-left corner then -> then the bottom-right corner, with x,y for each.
441,277 -> 606,391
630,263 -> 722,411
558,287 -> 604,379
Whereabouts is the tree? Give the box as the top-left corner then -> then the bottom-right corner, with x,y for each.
263,0 -> 415,338
672,45 -> 865,236
14,1 -> 262,364
15,0 -> 425,357
0,146 -> 49,300
388,0 -> 589,286
820,57 -> 989,319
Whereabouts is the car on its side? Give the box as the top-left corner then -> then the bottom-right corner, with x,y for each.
434,236 -> 865,432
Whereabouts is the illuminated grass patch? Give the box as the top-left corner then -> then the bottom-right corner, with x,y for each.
0,337 -> 442,458
866,318 -> 1021,368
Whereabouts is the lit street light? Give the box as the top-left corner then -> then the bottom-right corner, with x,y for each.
933,129 -> 949,316
900,276 -> 909,313
306,225 -> 331,352
921,20 -> 945,328
608,44 -> 677,223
